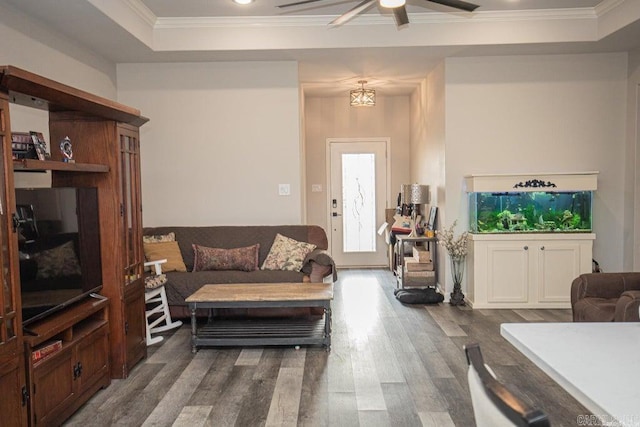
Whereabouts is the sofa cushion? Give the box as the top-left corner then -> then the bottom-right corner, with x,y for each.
261,233 -> 316,272
192,243 -> 259,272
143,232 -> 176,243
143,225 -> 328,271
143,241 -> 187,272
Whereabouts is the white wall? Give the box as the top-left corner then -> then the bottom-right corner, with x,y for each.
117,62 -> 302,226
0,2 -> 118,189
304,95 -> 411,233
410,62 -> 447,287
626,49 -> 640,270
0,3 -> 116,99
445,53 -> 628,274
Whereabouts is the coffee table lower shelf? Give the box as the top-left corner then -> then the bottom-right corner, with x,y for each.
192,317 -> 329,349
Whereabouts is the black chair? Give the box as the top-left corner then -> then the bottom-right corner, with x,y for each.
464,343 -> 551,427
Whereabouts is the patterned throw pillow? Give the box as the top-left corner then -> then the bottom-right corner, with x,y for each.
143,241 -> 187,272
261,233 -> 317,272
143,232 -> 176,244
144,273 -> 167,290
32,241 -> 82,279
192,244 -> 259,272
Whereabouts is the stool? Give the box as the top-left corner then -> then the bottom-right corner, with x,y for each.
144,259 -> 182,345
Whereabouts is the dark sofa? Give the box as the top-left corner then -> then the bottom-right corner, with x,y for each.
571,272 -> 640,322
143,225 -> 336,318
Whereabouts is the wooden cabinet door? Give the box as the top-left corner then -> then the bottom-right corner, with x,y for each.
0,93 -> 27,425
0,357 -> 28,426
75,324 -> 110,396
124,284 -> 146,367
31,346 -> 75,426
118,125 -> 146,369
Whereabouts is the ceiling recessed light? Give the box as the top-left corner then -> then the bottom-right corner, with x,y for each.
380,0 -> 406,8
233,0 -> 254,4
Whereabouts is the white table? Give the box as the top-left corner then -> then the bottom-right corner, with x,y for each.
501,322 -> 640,427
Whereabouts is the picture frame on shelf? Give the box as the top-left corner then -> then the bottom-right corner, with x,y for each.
29,131 -> 48,161
426,206 -> 438,231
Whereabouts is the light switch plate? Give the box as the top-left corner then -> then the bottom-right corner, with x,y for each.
278,184 -> 291,196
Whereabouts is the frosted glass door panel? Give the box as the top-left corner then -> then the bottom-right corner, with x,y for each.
341,153 -> 376,253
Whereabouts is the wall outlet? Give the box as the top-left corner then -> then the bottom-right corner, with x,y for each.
278,184 -> 291,196
311,184 -> 322,192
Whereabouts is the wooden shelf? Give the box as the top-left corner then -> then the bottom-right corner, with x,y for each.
13,158 -> 109,173
1,65 -> 148,126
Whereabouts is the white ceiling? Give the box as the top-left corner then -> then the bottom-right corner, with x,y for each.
140,0 -> 602,17
3,0 -> 640,96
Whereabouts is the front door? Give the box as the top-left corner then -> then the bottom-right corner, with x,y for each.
328,139 -> 389,267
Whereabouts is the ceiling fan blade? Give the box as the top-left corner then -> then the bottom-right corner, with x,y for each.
392,6 -> 409,27
329,0 -> 377,27
277,0 -> 324,8
427,0 -> 479,12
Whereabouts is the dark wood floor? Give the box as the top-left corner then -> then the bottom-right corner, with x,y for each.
65,269 -> 588,426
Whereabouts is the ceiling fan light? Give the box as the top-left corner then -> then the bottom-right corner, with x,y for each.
350,81 -> 376,107
380,0 -> 406,8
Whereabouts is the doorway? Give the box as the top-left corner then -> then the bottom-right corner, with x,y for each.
327,139 -> 390,267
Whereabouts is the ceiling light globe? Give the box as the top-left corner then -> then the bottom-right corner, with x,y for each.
380,0 -> 406,8
233,0 -> 254,5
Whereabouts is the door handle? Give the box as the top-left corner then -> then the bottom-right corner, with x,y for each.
332,212 -> 342,217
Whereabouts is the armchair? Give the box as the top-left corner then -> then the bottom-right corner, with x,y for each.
571,272 -> 640,322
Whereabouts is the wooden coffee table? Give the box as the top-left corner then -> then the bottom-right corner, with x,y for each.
185,283 -> 333,352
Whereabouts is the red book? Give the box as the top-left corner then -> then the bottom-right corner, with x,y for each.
32,340 -> 62,363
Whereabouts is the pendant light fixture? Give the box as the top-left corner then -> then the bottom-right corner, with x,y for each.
350,80 -> 376,107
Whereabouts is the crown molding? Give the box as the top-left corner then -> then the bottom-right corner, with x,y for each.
154,8 -> 598,30
118,0 -> 636,31
155,15 -> 334,28
594,0 -> 627,16
122,0 -> 157,27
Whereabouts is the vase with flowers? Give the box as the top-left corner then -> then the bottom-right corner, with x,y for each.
437,220 -> 469,306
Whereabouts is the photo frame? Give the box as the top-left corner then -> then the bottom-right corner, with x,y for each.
426,206 -> 438,231
29,131 -> 48,161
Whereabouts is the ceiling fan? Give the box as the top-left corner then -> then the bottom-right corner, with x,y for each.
277,0 -> 480,28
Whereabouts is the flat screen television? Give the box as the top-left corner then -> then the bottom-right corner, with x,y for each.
15,187 -> 102,327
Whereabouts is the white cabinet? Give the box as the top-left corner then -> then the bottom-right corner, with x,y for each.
468,234 -> 594,308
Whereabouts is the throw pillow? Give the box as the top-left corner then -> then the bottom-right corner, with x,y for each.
261,233 -> 317,272
32,241 -> 82,279
143,232 -> 175,244
144,273 -> 167,290
192,244 -> 259,272
143,241 -> 187,272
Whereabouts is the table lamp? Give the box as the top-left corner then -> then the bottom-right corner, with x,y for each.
403,184 -> 430,224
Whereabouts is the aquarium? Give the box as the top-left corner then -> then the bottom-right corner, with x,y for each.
465,172 -> 597,234
468,191 -> 592,233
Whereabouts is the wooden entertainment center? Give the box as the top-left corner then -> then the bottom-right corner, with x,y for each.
0,66 -> 148,426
